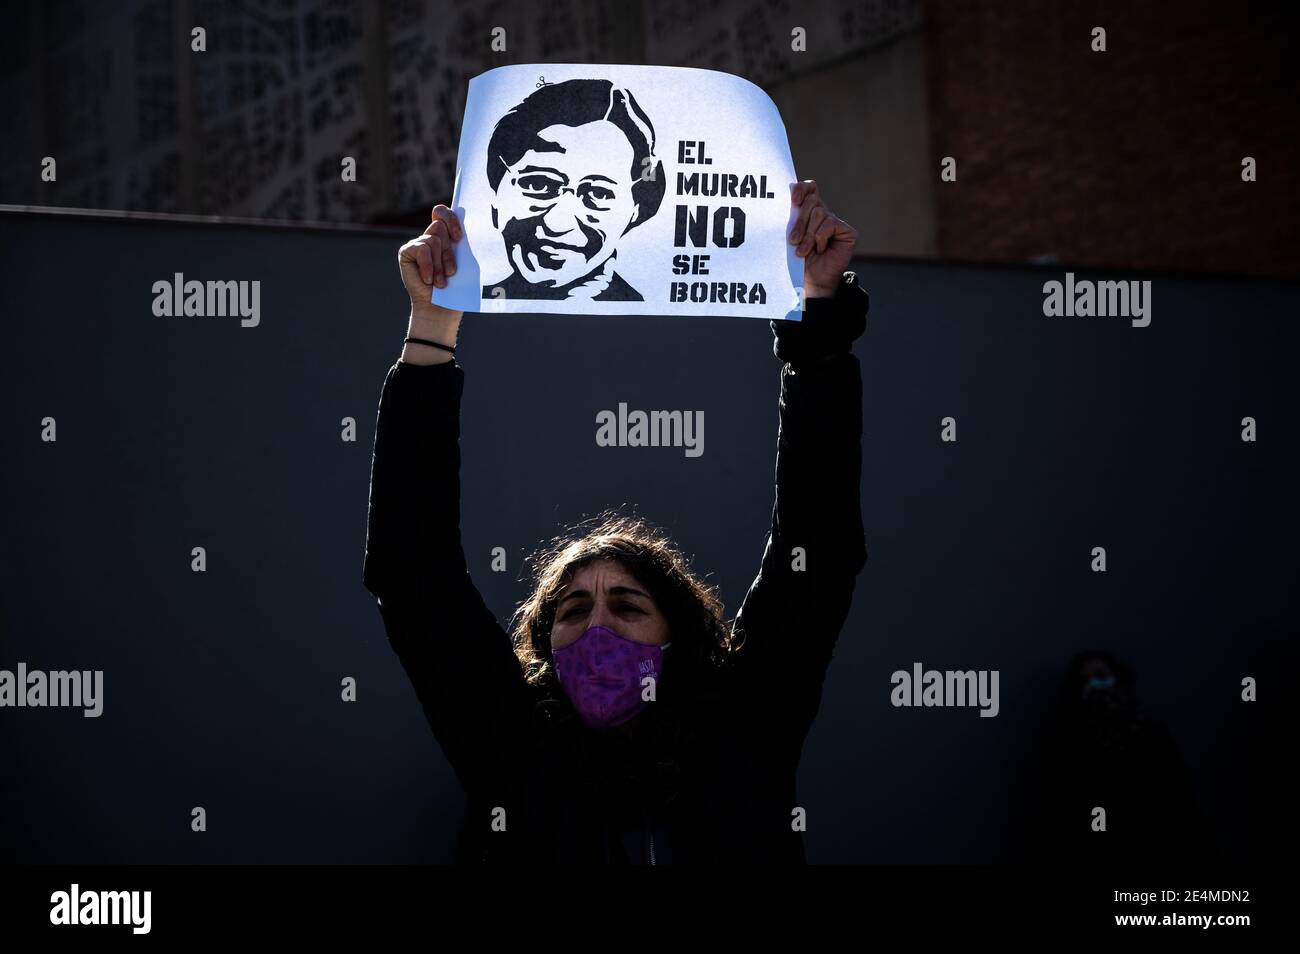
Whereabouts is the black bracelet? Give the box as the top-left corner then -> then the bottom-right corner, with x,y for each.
404,336 -> 456,354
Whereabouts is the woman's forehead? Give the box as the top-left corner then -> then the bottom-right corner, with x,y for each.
517,121 -> 634,178
563,557 -> 642,589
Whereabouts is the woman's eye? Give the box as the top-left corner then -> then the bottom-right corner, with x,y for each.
579,184 -> 615,208
559,606 -> 586,621
519,175 -> 561,196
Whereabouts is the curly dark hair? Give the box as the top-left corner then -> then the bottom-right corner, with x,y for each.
509,512 -> 735,689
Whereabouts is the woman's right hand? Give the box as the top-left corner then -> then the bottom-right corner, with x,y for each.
399,204 -> 464,300
397,205 -> 464,364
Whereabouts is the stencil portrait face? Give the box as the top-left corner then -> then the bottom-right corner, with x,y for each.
492,120 -> 640,290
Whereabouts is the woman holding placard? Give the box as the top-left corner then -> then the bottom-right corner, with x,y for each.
363,180 -> 868,864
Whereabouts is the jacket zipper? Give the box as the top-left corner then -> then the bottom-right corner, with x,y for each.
645,816 -> 657,865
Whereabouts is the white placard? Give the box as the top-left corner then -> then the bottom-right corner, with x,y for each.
432,63 -> 803,320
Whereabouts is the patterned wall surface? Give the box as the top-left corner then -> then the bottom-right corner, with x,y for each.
0,0 -> 921,222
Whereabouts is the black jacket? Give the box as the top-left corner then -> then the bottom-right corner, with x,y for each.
363,272 -> 869,864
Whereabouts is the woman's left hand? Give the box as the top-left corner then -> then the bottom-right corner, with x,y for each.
789,179 -> 859,299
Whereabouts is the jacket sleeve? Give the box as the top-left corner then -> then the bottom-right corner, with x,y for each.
730,272 -> 869,748
362,358 -> 533,802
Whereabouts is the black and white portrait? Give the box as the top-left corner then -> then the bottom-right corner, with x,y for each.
483,78 -> 666,302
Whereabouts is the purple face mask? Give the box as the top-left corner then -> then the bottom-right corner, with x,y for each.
553,625 -> 666,730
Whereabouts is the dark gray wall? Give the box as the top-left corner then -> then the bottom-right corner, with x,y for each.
0,211 -> 1293,863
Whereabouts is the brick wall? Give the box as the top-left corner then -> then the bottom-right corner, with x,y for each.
924,0 -> 1299,277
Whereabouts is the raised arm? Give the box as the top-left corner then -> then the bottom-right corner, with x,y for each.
362,207 -> 532,803
731,181 -> 869,748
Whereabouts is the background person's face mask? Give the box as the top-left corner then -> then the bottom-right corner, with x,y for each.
553,625 -> 667,729
1082,675 -> 1117,698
